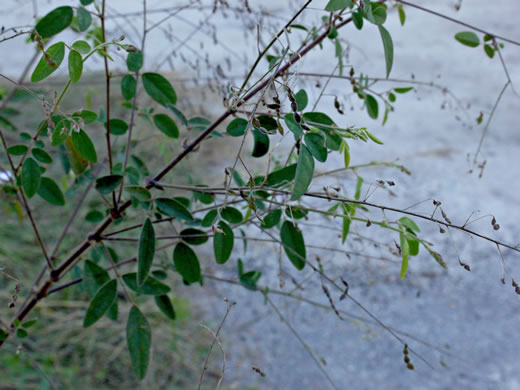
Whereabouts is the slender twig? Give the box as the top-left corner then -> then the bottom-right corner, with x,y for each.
100,0 -> 115,209
198,299 -> 235,390
117,0 -> 147,205
268,297 -> 340,390
394,0 -> 520,46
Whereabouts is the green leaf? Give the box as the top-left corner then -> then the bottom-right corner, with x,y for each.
221,207 -> 242,224
201,209 -> 218,227
77,7 -> 92,32
365,130 -> 384,144
484,44 -> 495,58
31,42 -> 66,83
263,164 -> 297,187
261,209 -> 282,229
294,89 -> 308,111
142,72 -> 177,106
84,260 -> 110,296
71,40 -> 91,54
284,114 -> 303,139
398,5 -> 406,26
280,221 -> 306,270
121,74 -> 137,100
227,118 -> 248,137
370,3 -> 387,25
83,279 -> 117,328
304,132 -> 327,162
378,25 -> 393,78
394,87 -> 413,94
154,295 -> 176,320
398,217 -> 420,233
21,157 -> 41,198
126,306 -> 151,380
256,115 -> 278,131
455,31 -> 480,48
325,0 -> 351,12
125,186 -> 151,201
341,203 -> 353,244
7,144 -> 28,156
352,10 -> 364,30
252,129 -> 269,158
173,242 -> 201,283
127,51 -> 143,73
35,6 -> 73,38
193,186 -> 214,204
155,198 -> 193,221
291,145 -> 314,201
343,140 -> 350,168
73,109 -> 97,124
32,148 -> 53,164
95,175 -> 123,195
180,228 -> 209,245
71,129 -> 97,163
153,114 -> 179,138
80,0 -> 94,5
122,273 -> 171,295
399,232 -> 410,279
37,177 -> 65,206
138,218 -> 156,286
85,210 -> 104,222
213,221 -> 234,264
107,118 -> 128,136
302,112 -> 342,150
68,50 -> 83,83
167,104 -> 188,127
408,238 -> 419,256
365,94 -> 379,119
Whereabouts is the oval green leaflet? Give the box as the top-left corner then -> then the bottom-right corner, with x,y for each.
32,148 -> 53,164
127,51 -> 143,73
122,273 -> 171,295
304,132 -> 327,162
378,25 -> 393,78
227,118 -> 248,137
95,175 -> 123,195
365,94 -> 379,119
76,7 -> 92,32
107,118 -> 129,135
213,221 -> 234,264
68,50 -> 83,83
35,6 -> 73,38
21,157 -> 41,199
252,129 -> 269,158
154,295 -> 176,320
142,72 -> 177,106
221,206 -> 243,224
31,42 -> 66,83
71,129 -> 97,163
37,177 -> 65,206
153,114 -> 179,138
155,198 -> 193,221
290,144 -> 314,201
280,221 -> 306,270
455,31 -> 480,48
124,186 -> 151,201
121,74 -> 137,100
173,242 -> 201,283
180,228 -> 209,246
126,305 -> 151,380
138,218 -> 156,286
83,279 -> 117,328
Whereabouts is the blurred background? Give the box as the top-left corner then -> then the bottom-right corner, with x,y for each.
1,1 -> 520,389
